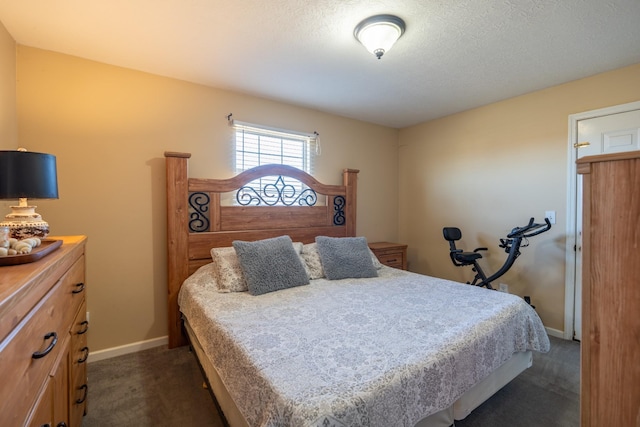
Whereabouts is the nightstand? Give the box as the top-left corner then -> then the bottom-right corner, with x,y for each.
368,242 -> 407,270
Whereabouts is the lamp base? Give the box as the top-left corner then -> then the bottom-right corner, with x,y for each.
1,204 -> 50,239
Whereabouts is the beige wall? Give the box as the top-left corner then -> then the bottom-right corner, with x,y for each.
11,46 -> 399,352
0,20 -> 17,148
398,63 -> 640,332
6,37 -> 640,349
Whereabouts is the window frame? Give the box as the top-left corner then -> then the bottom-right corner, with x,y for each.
232,122 -> 318,206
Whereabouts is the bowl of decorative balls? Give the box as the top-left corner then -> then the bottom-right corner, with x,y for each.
0,236 -> 63,266
2,237 -> 42,254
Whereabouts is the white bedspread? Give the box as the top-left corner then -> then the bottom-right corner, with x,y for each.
179,266 -> 550,427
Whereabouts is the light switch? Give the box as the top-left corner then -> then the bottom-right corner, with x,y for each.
545,210 -> 556,225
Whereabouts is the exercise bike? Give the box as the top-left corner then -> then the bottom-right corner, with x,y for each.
443,217 -> 551,291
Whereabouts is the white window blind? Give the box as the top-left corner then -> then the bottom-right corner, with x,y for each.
234,122 -> 317,173
232,121 -> 319,205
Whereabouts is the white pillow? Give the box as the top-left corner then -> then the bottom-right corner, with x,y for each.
210,246 -> 247,293
301,242 -> 325,279
184,262 -> 219,291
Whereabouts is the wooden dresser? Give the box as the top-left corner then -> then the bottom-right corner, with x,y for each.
576,152 -> 639,426
369,242 -> 408,270
0,236 -> 88,427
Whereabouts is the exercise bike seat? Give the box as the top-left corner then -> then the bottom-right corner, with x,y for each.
443,227 -> 486,265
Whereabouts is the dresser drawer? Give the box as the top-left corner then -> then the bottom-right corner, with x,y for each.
61,256 -> 86,326
70,300 -> 89,426
0,278 -> 69,426
70,300 -> 89,368
24,378 -> 53,427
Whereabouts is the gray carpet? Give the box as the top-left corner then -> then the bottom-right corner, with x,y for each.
82,336 -> 579,427
455,335 -> 580,427
82,345 -> 222,426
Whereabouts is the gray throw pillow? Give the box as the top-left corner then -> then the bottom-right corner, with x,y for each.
315,236 -> 378,280
233,235 -> 310,296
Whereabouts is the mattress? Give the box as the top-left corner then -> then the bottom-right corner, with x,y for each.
179,265 -> 550,427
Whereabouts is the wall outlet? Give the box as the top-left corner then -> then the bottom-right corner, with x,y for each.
545,210 -> 556,224
499,283 -> 509,293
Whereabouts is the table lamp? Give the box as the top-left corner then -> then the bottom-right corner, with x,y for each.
0,149 -> 58,240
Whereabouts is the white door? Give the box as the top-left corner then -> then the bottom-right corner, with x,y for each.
572,108 -> 640,341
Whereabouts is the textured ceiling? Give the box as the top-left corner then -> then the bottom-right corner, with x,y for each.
1,0 -> 639,128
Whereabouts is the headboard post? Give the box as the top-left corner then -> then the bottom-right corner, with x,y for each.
165,151 -> 190,348
343,169 -> 359,237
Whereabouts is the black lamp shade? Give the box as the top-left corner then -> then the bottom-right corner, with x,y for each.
0,150 -> 59,200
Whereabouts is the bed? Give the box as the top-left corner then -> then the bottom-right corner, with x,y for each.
164,152 -> 550,427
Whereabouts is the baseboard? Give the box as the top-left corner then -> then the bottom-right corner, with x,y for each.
545,327 -> 565,339
87,336 -> 168,363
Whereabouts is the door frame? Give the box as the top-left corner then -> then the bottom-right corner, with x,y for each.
563,100 -> 640,340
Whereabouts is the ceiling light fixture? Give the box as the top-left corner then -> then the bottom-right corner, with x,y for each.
354,14 -> 406,59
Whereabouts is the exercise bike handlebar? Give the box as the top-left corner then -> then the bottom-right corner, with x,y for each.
507,217 -> 552,239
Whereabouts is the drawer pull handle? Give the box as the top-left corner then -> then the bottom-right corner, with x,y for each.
76,384 -> 89,404
77,320 -> 89,335
32,332 -> 58,359
57,423 -> 68,427
72,282 -> 85,294
387,258 -> 397,262
40,424 -> 51,427
78,346 -> 90,363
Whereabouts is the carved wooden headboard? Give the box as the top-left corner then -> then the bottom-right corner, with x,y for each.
165,152 -> 359,347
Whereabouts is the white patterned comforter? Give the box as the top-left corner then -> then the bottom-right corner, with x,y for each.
178,266 -> 550,427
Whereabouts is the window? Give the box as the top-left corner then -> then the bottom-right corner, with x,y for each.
233,121 -> 319,205
234,123 -> 315,173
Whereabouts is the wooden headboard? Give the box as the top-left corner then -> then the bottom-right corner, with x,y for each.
165,152 -> 359,348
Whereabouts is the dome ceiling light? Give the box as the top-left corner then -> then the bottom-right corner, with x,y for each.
354,14 -> 406,59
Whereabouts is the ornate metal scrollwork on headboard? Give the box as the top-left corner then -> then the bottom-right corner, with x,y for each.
188,192 -> 210,232
187,178 -> 347,233
236,175 -> 318,207
333,195 -> 346,226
